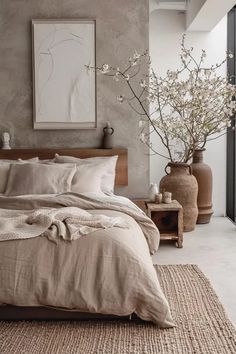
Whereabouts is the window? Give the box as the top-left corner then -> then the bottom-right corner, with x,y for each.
227,6 -> 236,221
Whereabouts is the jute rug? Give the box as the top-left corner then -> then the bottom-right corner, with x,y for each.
0,265 -> 235,354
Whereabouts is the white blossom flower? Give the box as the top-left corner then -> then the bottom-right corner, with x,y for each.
90,34 -> 236,162
101,64 -> 111,74
140,133 -> 146,143
117,95 -> 125,103
133,50 -> 141,60
168,71 -> 178,80
228,101 -> 236,109
140,79 -> 147,88
129,57 -> 138,66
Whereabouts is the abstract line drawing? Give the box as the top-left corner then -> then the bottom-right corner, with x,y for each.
32,20 -> 96,129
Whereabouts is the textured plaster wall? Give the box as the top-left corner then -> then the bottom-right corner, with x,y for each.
0,0 -> 149,197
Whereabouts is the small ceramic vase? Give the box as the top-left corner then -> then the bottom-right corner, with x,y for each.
102,122 -> 114,149
155,193 -> 163,204
2,132 -> 11,150
149,183 -> 158,202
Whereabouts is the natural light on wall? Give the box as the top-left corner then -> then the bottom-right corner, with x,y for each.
149,7 -> 227,216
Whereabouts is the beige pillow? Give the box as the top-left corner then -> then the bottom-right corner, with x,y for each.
27,161 -> 104,194
55,154 -> 118,194
5,163 -> 76,196
0,158 -> 39,193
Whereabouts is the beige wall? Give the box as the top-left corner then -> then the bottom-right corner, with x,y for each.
0,0 -> 149,197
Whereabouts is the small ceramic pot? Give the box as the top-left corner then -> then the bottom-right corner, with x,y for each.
163,192 -> 172,204
155,193 -> 163,204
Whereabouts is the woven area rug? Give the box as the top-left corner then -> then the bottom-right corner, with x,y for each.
0,265 -> 235,354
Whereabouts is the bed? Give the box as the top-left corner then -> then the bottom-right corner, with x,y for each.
0,148 -> 174,328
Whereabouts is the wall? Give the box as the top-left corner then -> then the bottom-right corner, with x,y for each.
186,0 -> 236,31
150,10 -> 227,216
186,0 -> 206,28
0,0 -> 149,197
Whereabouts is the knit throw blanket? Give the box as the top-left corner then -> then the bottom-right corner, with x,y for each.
0,193 -> 160,253
0,207 -> 128,242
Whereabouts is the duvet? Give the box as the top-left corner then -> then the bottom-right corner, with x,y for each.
0,193 -> 174,328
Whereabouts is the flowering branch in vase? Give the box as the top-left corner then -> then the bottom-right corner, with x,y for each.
87,35 -> 236,163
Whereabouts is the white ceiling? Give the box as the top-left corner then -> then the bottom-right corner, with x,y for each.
150,0 -> 187,11
160,0 -> 186,2
151,0 -> 236,31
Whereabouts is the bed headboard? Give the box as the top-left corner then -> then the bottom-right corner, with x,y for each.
0,148 -> 128,186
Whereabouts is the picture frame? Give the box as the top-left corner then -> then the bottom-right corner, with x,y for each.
32,19 -> 97,130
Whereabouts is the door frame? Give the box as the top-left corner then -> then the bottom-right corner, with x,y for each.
227,6 -> 236,221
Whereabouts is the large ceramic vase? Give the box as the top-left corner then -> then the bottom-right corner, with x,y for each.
159,163 -> 198,232
191,149 -> 213,224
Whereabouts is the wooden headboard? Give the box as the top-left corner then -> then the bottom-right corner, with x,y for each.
0,148 -> 128,186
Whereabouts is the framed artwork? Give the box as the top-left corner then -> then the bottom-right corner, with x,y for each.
32,19 -> 96,129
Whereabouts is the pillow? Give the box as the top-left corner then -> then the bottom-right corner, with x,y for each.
54,154 -> 118,194
4,163 -> 76,196
70,163 -> 105,194
0,158 -> 39,194
18,158 -> 39,162
33,161 -> 104,194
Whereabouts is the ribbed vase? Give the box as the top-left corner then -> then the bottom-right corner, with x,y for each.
191,149 -> 213,224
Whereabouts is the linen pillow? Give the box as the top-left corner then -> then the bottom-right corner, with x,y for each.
0,158 -> 39,194
34,160 -> 104,194
54,154 -> 118,194
70,163 -> 105,194
4,163 -> 76,196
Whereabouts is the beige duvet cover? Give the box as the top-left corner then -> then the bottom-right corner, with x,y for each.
0,193 -> 174,328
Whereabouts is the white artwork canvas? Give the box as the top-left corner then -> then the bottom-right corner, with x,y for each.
32,20 -> 96,129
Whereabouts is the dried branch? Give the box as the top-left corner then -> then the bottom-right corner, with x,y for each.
87,36 -> 236,162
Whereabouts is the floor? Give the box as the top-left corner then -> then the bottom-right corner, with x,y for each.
152,217 -> 236,326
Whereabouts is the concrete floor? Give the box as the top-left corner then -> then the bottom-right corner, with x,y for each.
152,217 -> 236,326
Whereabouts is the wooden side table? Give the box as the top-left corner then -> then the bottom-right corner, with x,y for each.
146,200 -> 183,248
131,199 -> 148,213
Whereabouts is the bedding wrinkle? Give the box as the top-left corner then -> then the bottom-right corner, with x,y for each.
0,193 -> 173,327
0,207 -> 128,242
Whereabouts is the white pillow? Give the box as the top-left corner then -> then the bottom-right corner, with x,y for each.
71,164 -> 105,194
4,163 -> 76,196
37,161 -> 105,194
0,158 -> 39,193
54,154 -> 118,194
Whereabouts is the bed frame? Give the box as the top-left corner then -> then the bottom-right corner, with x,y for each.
0,306 -> 138,321
0,148 -> 128,186
0,148 -> 132,321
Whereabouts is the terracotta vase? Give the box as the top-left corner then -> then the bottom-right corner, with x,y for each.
191,149 -> 213,224
159,163 -> 198,232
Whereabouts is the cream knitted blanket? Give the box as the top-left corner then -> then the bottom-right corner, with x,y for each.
0,193 -> 160,253
0,207 -> 128,242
